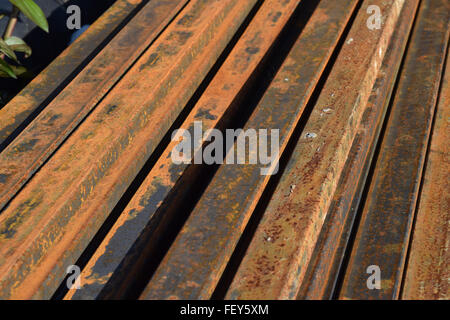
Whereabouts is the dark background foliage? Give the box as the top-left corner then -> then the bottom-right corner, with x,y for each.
0,0 -> 115,106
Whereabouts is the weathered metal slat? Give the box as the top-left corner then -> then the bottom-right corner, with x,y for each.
64,0 -> 302,300
0,0 -> 145,149
226,0 -> 407,300
339,0 -> 450,300
140,0 -> 360,300
297,0 -> 420,300
0,0 -> 257,300
0,0 -> 189,212
402,49 -> 449,300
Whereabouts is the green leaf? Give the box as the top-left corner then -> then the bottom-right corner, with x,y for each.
0,38 -> 18,63
0,58 -> 17,78
5,36 -> 32,57
9,0 -> 49,33
10,64 -> 27,76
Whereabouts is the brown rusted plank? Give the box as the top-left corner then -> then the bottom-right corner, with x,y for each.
0,0 -> 144,149
401,49 -> 449,300
0,0 -> 256,300
140,0 -> 360,300
225,0 -> 407,300
297,0 -> 420,299
0,0 -> 189,212
64,0 -> 301,300
339,0 -> 450,300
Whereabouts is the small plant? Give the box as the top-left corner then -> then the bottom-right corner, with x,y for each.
0,0 -> 48,79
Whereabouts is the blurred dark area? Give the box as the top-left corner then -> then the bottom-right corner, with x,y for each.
0,0 -> 116,106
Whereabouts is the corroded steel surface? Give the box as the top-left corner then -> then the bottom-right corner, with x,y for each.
297,0 -> 420,299
226,0 -> 406,300
64,0 -> 300,300
0,0 -> 188,212
402,51 -> 449,300
0,0 -> 256,299
0,0 -> 143,148
339,0 -> 450,300
0,0 -> 445,301
140,0 -> 360,300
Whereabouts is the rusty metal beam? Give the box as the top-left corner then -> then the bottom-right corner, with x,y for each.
0,0 -> 257,299
0,0 -> 189,212
140,0 -> 361,300
0,0 -> 145,149
401,43 -> 449,300
297,0 -> 420,299
64,0 -> 302,300
339,0 -> 450,300
225,0 -> 408,300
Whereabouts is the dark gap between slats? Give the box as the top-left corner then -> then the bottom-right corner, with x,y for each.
298,0 -> 424,300
211,0 -> 364,300
51,0 -> 264,300
398,40 -> 449,299
97,0 -> 325,300
0,0 -> 152,154
0,0 -> 187,216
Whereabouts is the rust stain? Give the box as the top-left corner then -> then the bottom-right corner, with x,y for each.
0,0 -> 142,146
227,0 -> 407,300
140,0 -> 360,300
402,41 -> 449,300
0,0 -> 253,300
298,0 -> 420,299
0,0 -> 442,302
339,0 -> 450,300
66,0 -> 299,300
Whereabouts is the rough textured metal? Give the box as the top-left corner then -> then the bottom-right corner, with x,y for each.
140,0 -> 360,300
297,0 -> 420,299
64,0 -> 300,300
0,0 -> 188,212
339,0 -> 450,300
226,0 -> 406,300
0,0 -> 143,148
401,49 -> 449,300
0,0 -> 443,301
0,0 -> 256,300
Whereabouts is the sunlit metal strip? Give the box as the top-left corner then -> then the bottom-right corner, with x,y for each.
64,0 -> 301,300
0,0 -> 145,148
140,0 -> 360,300
226,0 -> 407,300
339,0 -> 450,300
402,49 -> 449,300
0,0 -> 189,212
0,0 -> 255,299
